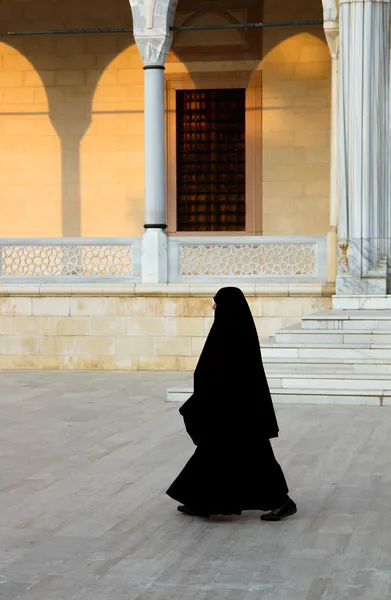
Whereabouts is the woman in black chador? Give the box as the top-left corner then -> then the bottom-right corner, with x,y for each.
166,287 -> 296,521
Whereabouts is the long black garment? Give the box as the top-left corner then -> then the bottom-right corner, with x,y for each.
166,287 -> 289,514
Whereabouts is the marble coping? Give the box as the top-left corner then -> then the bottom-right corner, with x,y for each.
0,282 -> 335,298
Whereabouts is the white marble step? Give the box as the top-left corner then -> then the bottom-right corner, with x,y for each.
268,373 -> 391,391
274,327 -> 391,345
263,359 -> 391,376
272,389 -> 390,406
264,356 -> 391,364
305,309 -> 391,319
166,387 -> 391,406
302,310 -> 391,330
261,344 -> 391,360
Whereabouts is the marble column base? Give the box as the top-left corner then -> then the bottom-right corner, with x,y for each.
141,228 -> 168,284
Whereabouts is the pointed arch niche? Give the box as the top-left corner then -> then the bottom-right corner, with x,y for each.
169,0 -> 262,63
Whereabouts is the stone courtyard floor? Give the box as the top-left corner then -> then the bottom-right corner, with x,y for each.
1,371 -> 391,600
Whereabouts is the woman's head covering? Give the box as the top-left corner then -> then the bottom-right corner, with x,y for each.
200,287 -> 262,370
191,286 -> 279,440
213,287 -> 259,343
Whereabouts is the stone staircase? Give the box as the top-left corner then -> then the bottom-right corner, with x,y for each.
167,297 -> 391,406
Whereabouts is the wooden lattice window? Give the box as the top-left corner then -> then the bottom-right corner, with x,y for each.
176,88 -> 246,232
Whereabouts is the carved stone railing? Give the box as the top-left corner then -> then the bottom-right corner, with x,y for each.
168,236 -> 327,282
0,236 -> 328,284
0,238 -> 141,282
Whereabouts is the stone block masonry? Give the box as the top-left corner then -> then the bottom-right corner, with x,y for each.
0,284 -> 333,371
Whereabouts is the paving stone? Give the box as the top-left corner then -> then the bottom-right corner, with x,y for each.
0,371 -> 390,600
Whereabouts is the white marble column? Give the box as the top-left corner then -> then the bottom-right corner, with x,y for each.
337,0 -> 390,294
129,0 -> 178,283
323,16 -> 339,284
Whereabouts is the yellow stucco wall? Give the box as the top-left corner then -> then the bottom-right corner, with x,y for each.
262,0 -> 331,236
0,0 -> 143,239
0,0 -> 330,239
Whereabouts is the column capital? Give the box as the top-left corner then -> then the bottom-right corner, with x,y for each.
129,0 -> 179,67
324,22 -> 339,58
322,1 -> 339,58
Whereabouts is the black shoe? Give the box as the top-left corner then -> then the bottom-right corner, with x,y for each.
177,505 -> 210,518
261,498 -> 297,522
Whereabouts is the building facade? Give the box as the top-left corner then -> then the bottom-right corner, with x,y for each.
0,0 -> 388,371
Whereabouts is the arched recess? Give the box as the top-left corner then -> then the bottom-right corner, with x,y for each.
0,0 -> 135,238
86,1 -> 260,239
175,11 -> 248,50
167,0 -> 331,238
261,30 -> 332,237
170,0 -> 262,63
0,0 -> 331,240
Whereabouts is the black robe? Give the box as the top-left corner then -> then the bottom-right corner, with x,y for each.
166,287 -> 289,514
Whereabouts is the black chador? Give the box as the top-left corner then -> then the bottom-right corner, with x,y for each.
166,287 -> 297,521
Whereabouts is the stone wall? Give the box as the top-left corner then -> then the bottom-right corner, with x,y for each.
0,285 -> 333,370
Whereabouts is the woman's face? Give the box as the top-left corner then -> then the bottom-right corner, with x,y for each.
212,302 -> 216,311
